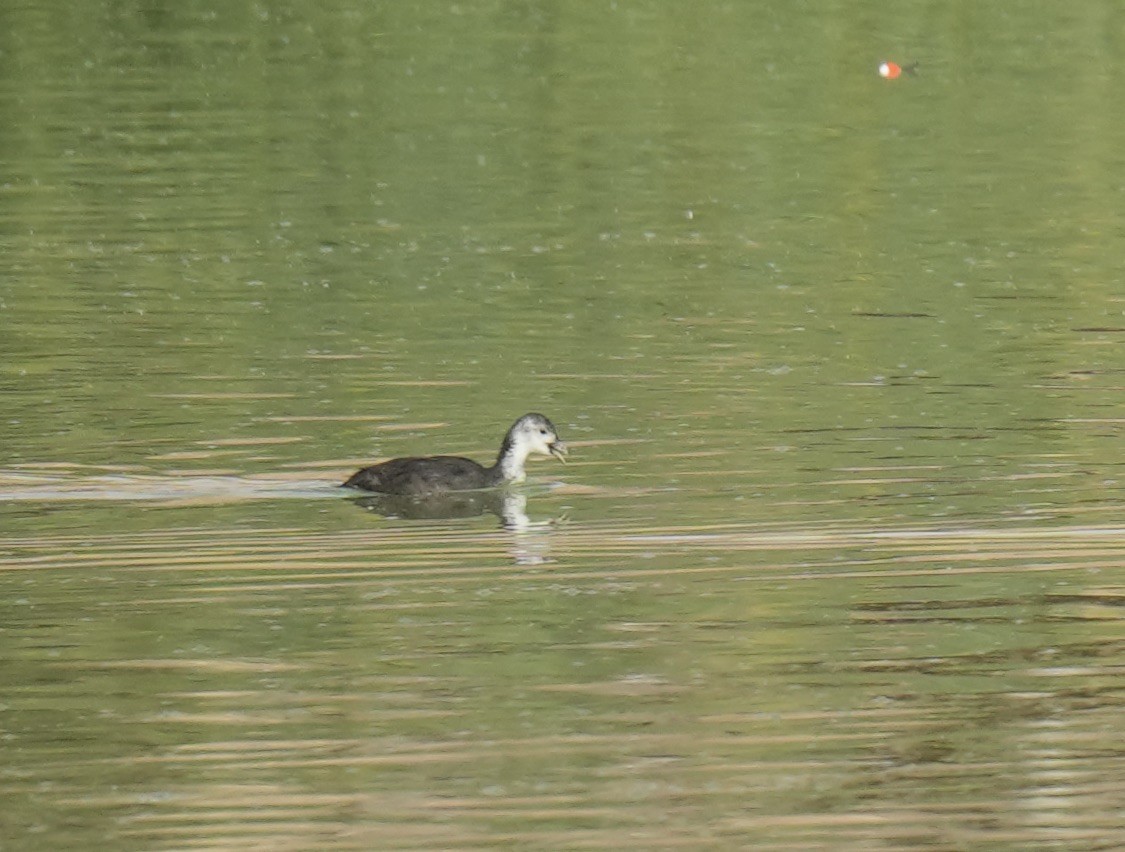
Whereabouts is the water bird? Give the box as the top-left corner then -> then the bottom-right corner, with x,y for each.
342,413 -> 567,496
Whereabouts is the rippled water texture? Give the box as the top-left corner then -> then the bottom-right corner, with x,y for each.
2,2 -> 1123,849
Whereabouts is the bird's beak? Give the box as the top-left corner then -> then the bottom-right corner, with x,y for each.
549,441 -> 568,463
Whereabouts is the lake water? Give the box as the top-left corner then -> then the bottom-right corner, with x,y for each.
2,2 -> 1123,849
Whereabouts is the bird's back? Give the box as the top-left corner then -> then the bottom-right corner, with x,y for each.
343,455 -> 494,495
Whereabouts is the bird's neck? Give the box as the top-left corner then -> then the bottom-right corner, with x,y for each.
493,437 -> 528,483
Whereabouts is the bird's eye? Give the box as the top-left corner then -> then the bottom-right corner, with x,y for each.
539,429 -> 548,435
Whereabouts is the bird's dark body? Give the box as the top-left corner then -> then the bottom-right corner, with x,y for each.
342,413 -> 566,498
343,455 -> 501,495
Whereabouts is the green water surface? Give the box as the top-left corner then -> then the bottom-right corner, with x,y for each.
2,2 -> 1123,849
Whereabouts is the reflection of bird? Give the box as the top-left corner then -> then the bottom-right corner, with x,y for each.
350,489 -> 534,529
342,413 -> 567,496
